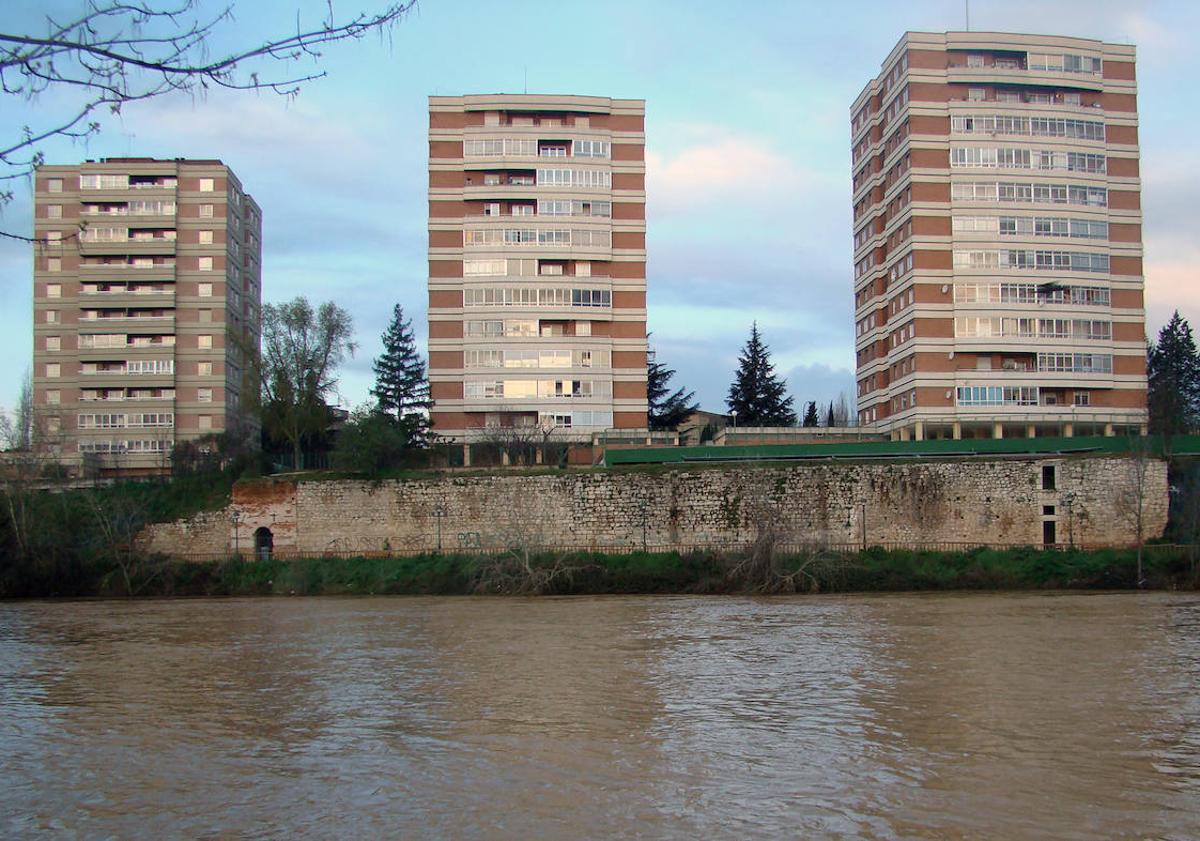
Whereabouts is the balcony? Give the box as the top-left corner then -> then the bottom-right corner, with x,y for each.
79,393 -> 176,403
946,64 -> 1104,92
80,286 -> 174,307
79,238 -> 177,257
80,261 -> 176,278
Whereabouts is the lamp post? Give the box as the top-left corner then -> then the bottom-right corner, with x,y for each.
231,510 -> 240,557
433,499 -> 447,553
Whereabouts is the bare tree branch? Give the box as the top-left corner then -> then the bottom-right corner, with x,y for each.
0,0 -> 415,232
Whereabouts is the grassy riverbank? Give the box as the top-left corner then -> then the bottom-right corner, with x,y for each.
12,544 -> 1195,598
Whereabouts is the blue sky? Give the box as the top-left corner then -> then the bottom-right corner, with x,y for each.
2,0 -> 1197,418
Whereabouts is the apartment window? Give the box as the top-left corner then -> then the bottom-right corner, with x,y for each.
511,204 -> 534,216
198,256 -> 213,271
198,415 -> 212,430
576,321 -> 591,337
573,139 -> 610,158
46,363 -> 60,378
45,310 -> 59,324
463,259 -> 506,276
199,230 -> 214,244
198,388 -> 213,403
47,257 -> 61,272
199,309 -> 213,323
199,204 -> 214,218
198,361 -> 213,376
1064,92 -> 1082,106
46,336 -> 61,351
198,335 -> 213,349
46,417 -> 60,434
967,53 -> 984,67
199,178 -> 215,192
198,283 -> 213,297
46,390 -> 60,405
540,263 -> 564,276
1074,392 -> 1090,406
967,87 -> 986,102
47,205 -> 62,219
47,179 -> 63,193
484,203 -> 501,217
575,261 -> 591,278
46,283 -> 61,298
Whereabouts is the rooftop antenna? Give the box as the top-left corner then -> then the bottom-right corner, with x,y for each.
965,0 -> 970,31
120,130 -> 136,156
523,66 -> 528,95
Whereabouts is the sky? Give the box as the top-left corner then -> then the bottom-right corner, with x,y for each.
1,0 -> 1198,418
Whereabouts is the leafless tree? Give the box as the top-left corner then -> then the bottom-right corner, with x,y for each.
84,487 -> 165,595
1,401 -> 68,562
1,0 -> 415,240
724,486 -> 842,593
832,391 -> 852,427
1119,437 -> 1155,588
471,508 -> 587,595
475,420 -> 569,468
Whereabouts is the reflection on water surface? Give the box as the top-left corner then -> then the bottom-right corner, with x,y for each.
1,593 -> 1198,839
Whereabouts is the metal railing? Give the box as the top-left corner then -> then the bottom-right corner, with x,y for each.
153,541 -> 1200,566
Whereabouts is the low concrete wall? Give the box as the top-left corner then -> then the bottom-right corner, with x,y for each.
139,454 -> 1169,558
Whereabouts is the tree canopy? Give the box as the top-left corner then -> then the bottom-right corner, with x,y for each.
371,303 -> 431,444
726,323 -> 796,426
802,401 -> 819,428
258,297 -> 356,469
1148,310 -> 1200,435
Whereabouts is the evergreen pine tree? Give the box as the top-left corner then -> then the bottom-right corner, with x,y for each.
824,401 -> 835,428
802,401 -> 819,427
647,339 -> 699,431
371,303 -> 432,443
726,322 -> 796,425
1148,310 -> 1200,435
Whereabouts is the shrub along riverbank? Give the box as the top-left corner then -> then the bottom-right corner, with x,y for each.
7,544 -> 1196,598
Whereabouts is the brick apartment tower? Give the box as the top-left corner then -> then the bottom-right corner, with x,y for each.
427,95 -> 648,450
851,33 -> 1147,440
32,158 -> 262,475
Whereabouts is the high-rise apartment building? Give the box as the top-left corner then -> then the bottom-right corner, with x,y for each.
427,95 -> 648,449
851,33 -> 1146,440
32,158 -> 262,475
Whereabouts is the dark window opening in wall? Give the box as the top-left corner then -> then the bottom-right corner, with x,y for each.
1043,505 -> 1056,516
1042,520 -> 1057,545
1042,465 -> 1057,490
254,527 -> 273,561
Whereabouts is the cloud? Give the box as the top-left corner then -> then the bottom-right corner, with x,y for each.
1145,253 -> 1200,337
647,130 -> 828,213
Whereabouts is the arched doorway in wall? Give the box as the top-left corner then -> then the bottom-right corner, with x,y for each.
254,527 -> 274,561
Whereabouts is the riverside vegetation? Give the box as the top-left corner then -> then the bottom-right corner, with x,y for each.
3,456 -> 1200,598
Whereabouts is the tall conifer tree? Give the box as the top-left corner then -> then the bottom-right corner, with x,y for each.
726,322 -> 796,425
647,338 -> 699,431
802,401 -> 820,427
1147,310 -> 1200,435
371,304 -> 431,440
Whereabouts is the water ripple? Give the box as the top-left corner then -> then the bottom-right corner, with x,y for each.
0,592 -> 1197,839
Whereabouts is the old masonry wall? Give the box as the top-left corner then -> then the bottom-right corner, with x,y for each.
139,455 -> 1169,557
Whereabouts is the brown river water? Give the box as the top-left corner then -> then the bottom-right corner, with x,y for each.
1,593 -> 1198,839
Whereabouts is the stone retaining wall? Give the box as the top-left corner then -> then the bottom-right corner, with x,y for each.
139,455 -> 1168,557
